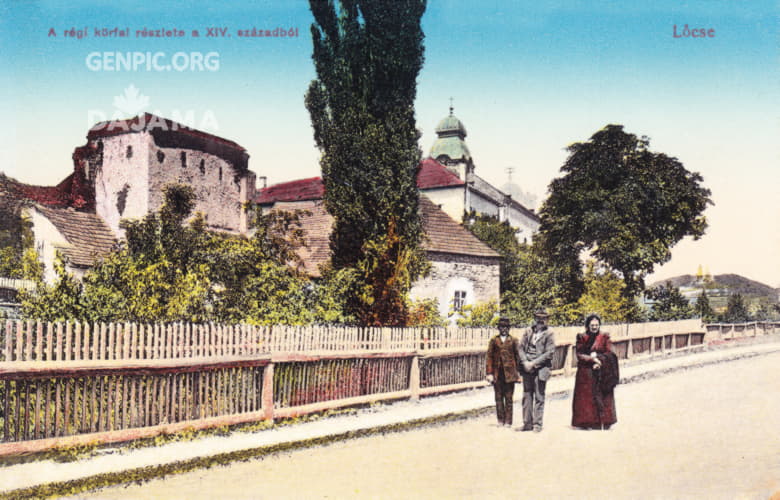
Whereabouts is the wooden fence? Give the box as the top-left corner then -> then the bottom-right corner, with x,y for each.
703,321 -> 780,340
0,319 -> 776,456
0,321 -> 499,362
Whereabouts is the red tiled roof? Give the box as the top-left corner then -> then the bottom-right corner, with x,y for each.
272,195 -> 499,277
256,177 -> 325,204
256,158 -> 462,205
416,157 -> 465,189
418,196 -> 500,258
87,113 -> 246,152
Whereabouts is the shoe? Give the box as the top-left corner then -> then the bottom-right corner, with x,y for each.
515,425 -> 533,432
533,426 -> 542,433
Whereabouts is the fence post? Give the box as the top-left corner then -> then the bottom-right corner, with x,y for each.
3,319 -> 11,362
35,321 -> 43,360
409,355 -> 421,401
564,344 -> 574,377
262,362 -> 275,420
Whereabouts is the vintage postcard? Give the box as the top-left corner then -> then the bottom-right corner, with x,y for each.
0,1 -> 777,498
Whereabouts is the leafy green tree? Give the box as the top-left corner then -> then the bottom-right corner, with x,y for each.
747,299 -> 774,322
723,293 -> 749,323
456,301 -> 499,327
0,199 -> 43,280
464,212 -> 523,294
305,0 -> 428,326
645,281 -> 694,321
307,267 -> 360,325
502,243 -> 584,326
407,298 -> 446,327
463,213 -> 582,325
204,208 -> 312,324
577,261 -> 642,323
19,256 -> 87,321
538,125 -> 712,301
694,288 -> 715,322
21,185 -> 315,325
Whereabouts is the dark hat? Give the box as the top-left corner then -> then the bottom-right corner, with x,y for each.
533,308 -> 550,318
497,317 -> 511,327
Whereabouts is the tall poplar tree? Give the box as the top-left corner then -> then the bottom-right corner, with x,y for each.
305,0 -> 428,325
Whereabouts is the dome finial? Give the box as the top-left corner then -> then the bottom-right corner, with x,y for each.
449,96 -> 454,116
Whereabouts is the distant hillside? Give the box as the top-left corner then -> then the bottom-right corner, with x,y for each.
650,274 -> 779,300
653,274 -> 696,289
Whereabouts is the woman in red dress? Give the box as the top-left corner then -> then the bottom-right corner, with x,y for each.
572,314 -> 618,430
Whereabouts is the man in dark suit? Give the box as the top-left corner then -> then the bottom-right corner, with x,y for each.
485,317 -> 520,427
517,308 -> 556,432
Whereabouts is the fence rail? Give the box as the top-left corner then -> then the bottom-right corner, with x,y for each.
0,319 -> 777,456
0,321 -> 499,362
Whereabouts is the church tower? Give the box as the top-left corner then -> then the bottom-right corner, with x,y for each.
429,104 -> 474,181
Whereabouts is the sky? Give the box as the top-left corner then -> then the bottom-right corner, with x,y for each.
1,1 -> 778,287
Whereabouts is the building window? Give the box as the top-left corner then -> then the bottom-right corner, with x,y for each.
199,159 -> 205,175
498,205 -> 507,222
180,151 -> 187,168
126,145 -> 133,158
157,150 -> 165,163
453,290 -> 467,312
218,166 -> 222,181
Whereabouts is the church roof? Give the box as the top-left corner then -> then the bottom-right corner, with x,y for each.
430,136 -> 472,164
430,108 -> 471,163
434,109 -> 467,138
471,174 -> 539,222
417,158 -> 464,189
255,159 -> 463,206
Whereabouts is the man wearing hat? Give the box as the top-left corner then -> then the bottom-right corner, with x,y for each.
485,317 -> 521,427
517,308 -> 556,432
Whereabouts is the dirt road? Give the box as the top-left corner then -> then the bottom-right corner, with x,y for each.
71,352 -> 780,500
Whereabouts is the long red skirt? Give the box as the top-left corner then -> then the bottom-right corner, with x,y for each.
572,363 -> 617,428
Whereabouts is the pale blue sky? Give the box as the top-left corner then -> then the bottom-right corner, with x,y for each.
1,1 -> 777,286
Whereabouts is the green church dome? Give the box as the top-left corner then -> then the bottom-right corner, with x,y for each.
430,107 -> 470,163
435,113 -> 467,138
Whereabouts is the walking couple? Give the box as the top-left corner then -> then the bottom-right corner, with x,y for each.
486,311 -> 618,432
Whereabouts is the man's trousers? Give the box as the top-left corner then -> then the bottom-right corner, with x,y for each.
493,375 -> 515,425
522,372 -> 547,429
